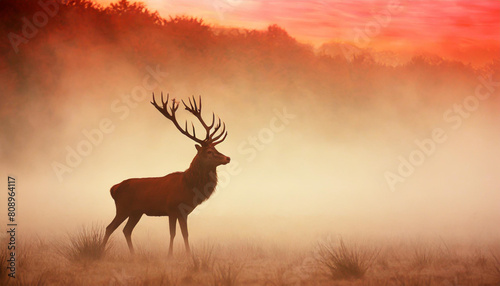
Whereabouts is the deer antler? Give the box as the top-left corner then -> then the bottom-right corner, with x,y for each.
151,92 -> 205,145
151,93 -> 227,146
181,95 -> 227,146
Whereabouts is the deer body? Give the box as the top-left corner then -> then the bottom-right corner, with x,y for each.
111,174 -> 188,217
102,94 -> 229,255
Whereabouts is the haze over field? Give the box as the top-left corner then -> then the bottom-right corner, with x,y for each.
0,0 -> 499,245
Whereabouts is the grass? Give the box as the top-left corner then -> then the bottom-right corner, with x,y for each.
490,251 -> 500,282
132,271 -> 178,286
264,266 -> 293,286
7,274 -> 48,286
411,245 -> 435,269
0,244 -> 8,285
6,226 -> 500,285
59,224 -> 109,262
315,237 -> 379,280
473,250 -> 488,268
190,242 -> 216,272
393,273 -> 433,286
211,261 -> 244,286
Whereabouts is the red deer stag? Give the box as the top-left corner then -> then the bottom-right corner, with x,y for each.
102,93 -> 230,255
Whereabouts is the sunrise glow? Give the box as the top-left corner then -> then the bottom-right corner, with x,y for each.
94,0 -> 500,61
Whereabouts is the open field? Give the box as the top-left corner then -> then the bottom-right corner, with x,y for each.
2,224 -> 500,286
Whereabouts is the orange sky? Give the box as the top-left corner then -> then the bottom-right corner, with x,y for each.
97,0 -> 500,50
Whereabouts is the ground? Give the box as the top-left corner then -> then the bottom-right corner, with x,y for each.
2,226 -> 499,286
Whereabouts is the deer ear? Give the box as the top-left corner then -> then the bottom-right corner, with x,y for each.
195,144 -> 202,152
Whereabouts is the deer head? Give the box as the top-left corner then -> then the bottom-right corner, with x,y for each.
151,93 -> 230,168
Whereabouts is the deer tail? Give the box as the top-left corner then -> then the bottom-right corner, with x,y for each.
110,184 -> 120,200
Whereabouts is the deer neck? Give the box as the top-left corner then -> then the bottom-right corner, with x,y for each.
183,157 -> 218,198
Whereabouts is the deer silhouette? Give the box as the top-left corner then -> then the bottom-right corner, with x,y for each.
102,93 -> 230,255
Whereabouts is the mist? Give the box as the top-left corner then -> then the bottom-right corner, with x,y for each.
1,0 -> 499,246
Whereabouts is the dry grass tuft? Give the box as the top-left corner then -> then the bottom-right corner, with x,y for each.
316,237 -> 379,280
264,265 -> 293,286
191,242 -> 217,272
473,250 -> 488,268
59,224 -> 110,262
211,261 -> 244,286
411,245 -> 435,269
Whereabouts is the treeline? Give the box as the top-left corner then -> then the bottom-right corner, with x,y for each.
1,0 -> 499,139
2,0 -> 498,97
1,0 -> 317,95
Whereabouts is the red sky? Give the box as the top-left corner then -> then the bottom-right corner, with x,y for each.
97,0 -> 500,61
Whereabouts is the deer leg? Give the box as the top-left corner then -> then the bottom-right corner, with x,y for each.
123,213 -> 143,254
168,216 -> 177,257
178,216 -> 191,255
103,212 -> 128,248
